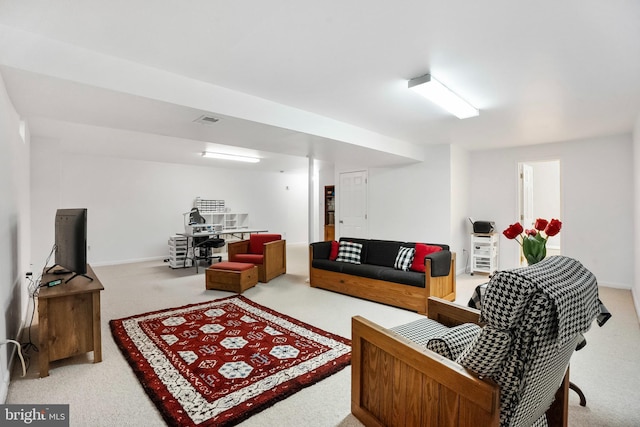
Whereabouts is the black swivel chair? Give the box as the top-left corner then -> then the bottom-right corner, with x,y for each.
188,208 -> 225,273
193,236 -> 225,273
189,207 -> 206,225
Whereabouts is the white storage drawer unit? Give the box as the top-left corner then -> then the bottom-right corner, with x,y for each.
470,233 -> 499,275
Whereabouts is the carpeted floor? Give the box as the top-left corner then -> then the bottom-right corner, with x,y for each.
6,243 -> 640,426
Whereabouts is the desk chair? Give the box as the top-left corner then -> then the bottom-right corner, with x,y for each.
189,207 -> 206,225
193,237 -> 225,273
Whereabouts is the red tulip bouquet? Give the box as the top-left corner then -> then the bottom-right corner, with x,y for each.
502,218 -> 562,265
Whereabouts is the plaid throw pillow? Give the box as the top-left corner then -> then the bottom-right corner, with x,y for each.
335,241 -> 363,264
394,246 -> 415,271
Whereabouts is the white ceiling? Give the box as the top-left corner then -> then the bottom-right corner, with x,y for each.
1,1 -> 639,172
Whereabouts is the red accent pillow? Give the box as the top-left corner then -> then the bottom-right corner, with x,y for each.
329,241 -> 339,260
410,244 -> 442,272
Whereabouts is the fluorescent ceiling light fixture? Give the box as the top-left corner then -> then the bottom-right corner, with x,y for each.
408,74 -> 479,119
202,151 -> 260,163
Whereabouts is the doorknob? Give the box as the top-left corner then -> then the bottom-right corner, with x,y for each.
339,220 -> 343,224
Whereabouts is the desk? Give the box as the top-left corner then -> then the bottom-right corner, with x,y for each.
38,264 -> 104,377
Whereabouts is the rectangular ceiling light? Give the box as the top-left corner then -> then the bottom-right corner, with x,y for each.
408,74 -> 479,119
202,151 -> 260,163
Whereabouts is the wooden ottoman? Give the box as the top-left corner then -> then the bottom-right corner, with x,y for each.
205,262 -> 258,293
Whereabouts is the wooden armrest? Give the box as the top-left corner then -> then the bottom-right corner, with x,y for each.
227,239 -> 249,260
427,297 -> 482,327
351,315 -> 499,426
263,239 -> 286,262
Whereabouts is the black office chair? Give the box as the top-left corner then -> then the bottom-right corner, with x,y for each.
193,237 -> 225,273
189,207 -> 206,225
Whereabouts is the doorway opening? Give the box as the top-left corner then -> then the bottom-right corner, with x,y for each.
517,160 -> 561,265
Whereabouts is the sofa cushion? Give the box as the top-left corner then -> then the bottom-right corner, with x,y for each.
391,317 -> 450,347
394,246 -> 415,271
336,241 -> 363,264
366,240 -> 403,267
329,240 -> 339,260
378,268 -> 425,288
410,244 -> 443,272
209,262 -> 255,272
249,234 -> 282,254
311,259 -> 344,273
339,263 -> 386,281
233,254 -> 264,265
310,241 -> 331,260
426,250 -> 452,277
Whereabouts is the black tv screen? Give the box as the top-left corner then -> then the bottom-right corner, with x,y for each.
54,208 -> 87,277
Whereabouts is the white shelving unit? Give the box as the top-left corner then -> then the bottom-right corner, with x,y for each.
197,212 -> 249,230
470,233 -> 499,275
192,198 -> 249,230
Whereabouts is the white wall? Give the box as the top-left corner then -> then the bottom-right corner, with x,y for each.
367,145 -> 454,246
0,73 -> 31,402
30,139 -> 308,270
633,114 -> 640,316
470,135 -> 634,288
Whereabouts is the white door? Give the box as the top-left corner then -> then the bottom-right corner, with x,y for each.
518,160 -> 561,265
338,170 -> 368,238
519,163 -> 534,229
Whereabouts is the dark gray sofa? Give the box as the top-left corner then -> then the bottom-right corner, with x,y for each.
309,238 -> 456,314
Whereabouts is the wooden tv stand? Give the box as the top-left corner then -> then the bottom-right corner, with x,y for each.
38,264 -> 104,377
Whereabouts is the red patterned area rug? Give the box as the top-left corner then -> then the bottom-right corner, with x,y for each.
110,295 -> 351,427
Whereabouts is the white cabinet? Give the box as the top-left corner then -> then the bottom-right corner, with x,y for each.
470,233 -> 499,275
168,235 -> 190,268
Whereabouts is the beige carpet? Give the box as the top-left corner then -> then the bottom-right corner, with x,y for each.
7,244 -> 640,426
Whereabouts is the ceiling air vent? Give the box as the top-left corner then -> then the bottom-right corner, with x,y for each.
194,115 -> 221,125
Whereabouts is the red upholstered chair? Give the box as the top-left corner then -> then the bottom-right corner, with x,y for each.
227,234 -> 286,283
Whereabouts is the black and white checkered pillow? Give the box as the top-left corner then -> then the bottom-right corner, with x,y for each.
394,246 -> 415,271
335,241 -> 363,264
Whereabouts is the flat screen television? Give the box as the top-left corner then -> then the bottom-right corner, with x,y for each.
48,208 -> 91,283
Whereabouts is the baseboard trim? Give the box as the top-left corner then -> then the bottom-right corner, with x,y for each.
632,287 -> 640,325
0,369 -> 9,404
1,326 -> 26,404
90,255 -> 166,267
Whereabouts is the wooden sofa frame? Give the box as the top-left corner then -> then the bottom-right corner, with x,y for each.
309,246 -> 456,315
351,297 -> 569,427
228,238 -> 286,283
